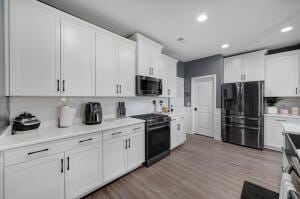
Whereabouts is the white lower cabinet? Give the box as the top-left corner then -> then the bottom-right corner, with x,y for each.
171,115 -> 186,150
65,143 -> 100,199
5,153 -> 65,199
103,136 -> 127,182
264,115 -> 300,150
3,123 -> 145,199
103,130 -> 145,183
127,132 -> 145,170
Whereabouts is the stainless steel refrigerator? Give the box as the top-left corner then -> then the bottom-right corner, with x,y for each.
221,81 -> 264,149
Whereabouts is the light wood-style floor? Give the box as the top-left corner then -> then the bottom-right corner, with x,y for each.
84,134 -> 282,199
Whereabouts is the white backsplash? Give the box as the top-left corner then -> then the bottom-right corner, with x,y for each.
10,97 -> 168,128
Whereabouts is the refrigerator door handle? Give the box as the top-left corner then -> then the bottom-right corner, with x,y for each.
224,116 -> 258,121
224,123 -> 259,131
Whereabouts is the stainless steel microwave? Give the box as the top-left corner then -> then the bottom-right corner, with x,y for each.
136,75 -> 162,96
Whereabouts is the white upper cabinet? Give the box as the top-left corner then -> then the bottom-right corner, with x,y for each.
161,54 -> 177,97
224,56 -> 244,83
61,19 -> 95,96
96,30 -> 136,97
224,50 -> 266,83
9,0 -> 60,96
265,50 -> 300,97
130,33 -> 163,78
117,40 -> 136,96
95,32 -> 118,96
243,51 -> 265,81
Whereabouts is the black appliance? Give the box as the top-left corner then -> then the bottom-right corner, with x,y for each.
85,102 -> 102,125
284,133 -> 300,177
12,112 -> 41,132
221,81 -> 264,149
136,75 -> 162,96
131,113 -> 170,167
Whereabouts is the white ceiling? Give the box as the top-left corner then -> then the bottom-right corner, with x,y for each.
40,0 -> 300,62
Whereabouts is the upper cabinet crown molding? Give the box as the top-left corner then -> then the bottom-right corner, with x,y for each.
224,49 -> 267,83
129,33 -> 163,50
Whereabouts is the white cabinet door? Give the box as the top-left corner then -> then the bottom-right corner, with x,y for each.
65,143 -> 99,199
95,32 -> 118,96
224,56 -> 243,83
171,119 -> 179,149
243,51 -> 265,81
150,46 -> 162,78
103,137 -> 127,182
127,132 -> 145,170
168,59 -> 177,97
118,40 -> 136,97
61,20 -> 95,96
265,52 -> 299,97
264,119 -> 283,150
178,118 -> 186,144
9,0 -> 60,96
5,153 -> 64,199
137,41 -> 151,76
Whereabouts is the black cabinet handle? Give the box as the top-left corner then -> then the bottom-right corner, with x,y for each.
296,88 -> 298,95
120,85 -> 122,94
128,138 -> 131,149
61,158 -> 64,173
28,148 -> 49,156
57,80 -> 60,92
125,139 -> 128,149
194,108 -> 197,111
67,157 -> 70,170
79,138 -> 93,143
112,132 -> 122,136
62,80 -> 65,92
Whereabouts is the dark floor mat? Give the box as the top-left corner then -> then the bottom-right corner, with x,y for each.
241,181 -> 279,199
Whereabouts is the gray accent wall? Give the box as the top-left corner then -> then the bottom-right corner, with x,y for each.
184,54 -> 224,108
0,0 -> 10,133
177,61 -> 185,78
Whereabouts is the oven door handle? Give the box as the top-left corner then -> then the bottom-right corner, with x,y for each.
148,124 -> 169,131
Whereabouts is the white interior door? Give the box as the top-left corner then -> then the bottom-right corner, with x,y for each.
192,76 -> 214,137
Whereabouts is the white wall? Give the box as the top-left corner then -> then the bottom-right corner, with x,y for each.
10,97 -> 168,128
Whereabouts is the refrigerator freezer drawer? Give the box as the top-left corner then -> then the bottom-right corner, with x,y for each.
221,114 -> 264,127
221,122 -> 264,149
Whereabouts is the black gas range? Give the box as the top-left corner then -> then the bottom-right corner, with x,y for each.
131,113 -> 171,167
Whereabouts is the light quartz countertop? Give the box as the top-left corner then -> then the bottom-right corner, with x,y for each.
0,117 -> 144,151
282,123 -> 300,135
160,112 -> 185,118
264,113 -> 300,119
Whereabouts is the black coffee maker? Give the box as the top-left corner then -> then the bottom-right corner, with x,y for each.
85,102 -> 102,125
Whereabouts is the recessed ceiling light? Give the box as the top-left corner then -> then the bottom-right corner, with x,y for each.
197,14 -> 207,22
222,44 -> 229,49
281,26 -> 293,33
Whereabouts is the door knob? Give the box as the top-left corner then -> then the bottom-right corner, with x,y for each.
194,108 -> 197,111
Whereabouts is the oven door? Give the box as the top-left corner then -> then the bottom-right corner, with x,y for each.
136,75 -> 162,96
146,122 -> 170,160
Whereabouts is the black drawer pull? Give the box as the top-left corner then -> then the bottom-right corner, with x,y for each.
28,148 -> 49,155
61,158 -> 64,173
67,157 -> 70,170
133,127 -> 142,131
79,138 -> 93,143
112,132 -> 122,136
